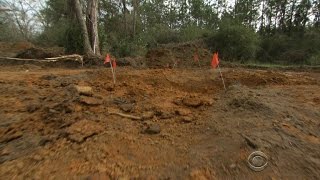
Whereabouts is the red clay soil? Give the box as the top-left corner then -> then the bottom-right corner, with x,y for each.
0,66 -> 319,179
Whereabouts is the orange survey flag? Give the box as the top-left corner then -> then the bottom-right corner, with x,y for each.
112,58 -> 117,69
211,52 -> 219,69
104,54 -> 111,64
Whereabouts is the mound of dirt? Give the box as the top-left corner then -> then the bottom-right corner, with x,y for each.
145,40 -> 212,68
0,42 -> 34,57
120,56 -> 146,68
225,84 -> 274,115
16,47 -> 64,59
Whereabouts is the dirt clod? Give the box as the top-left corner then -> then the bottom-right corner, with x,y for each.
32,155 -> 43,161
119,104 -> 134,112
158,112 -> 173,119
175,108 -> 192,116
26,104 -> 40,113
183,97 -> 203,108
181,116 -> 194,123
66,120 -> 104,143
79,96 -> 103,106
144,124 -> 161,134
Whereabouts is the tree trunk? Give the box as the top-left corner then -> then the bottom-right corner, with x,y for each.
72,0 -> 94,56
260,0 -> 265,33
86,0 -> 101,55
279,0 -> 287,32
132,0 -> 138,38
288,0 -> 297,33
122,0 -> 127,37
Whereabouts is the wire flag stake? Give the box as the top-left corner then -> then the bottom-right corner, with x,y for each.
211,52 -> 226,90
104,54 -> 116,86
217,64 -> 226,90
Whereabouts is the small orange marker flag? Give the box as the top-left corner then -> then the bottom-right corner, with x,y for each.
104,53 -> 116,85
104,54 -> 111,64
211,52 -> 219,69
211,52 -> 226,90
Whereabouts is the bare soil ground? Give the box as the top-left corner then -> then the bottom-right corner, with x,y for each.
0,65 -> 319,179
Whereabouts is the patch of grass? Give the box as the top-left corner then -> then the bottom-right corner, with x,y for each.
222,61 -> 320,71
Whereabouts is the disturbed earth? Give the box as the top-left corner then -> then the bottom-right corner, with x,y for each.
0,65 -> 319,179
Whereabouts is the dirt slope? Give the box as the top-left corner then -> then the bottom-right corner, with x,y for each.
146,41 -> 212,68
0,66 -> 319,179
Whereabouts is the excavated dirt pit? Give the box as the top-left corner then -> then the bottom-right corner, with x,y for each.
0,66 -> 319,179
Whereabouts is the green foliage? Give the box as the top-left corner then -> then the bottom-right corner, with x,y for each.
145,24 -> 180,45
307,52 -> 320,65
179,25 -> 210,42
64,21 -> 84,54
35,19 -> 68,47
258,34 -> 291,63
0,15 -> 23,42
25,0 -> 320,66
102,24 -> 180,57
206,20 -> 259,62
258,28 -> 320,64
36,0 -> 84,53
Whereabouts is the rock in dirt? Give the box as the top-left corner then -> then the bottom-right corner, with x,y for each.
181,116 -> 194,123
182,98 -> 203,108
79,96 -> 103,106
144,124 -> 161,134
32,154 -> 43,161
159,112 -> 173,119
175,108 -> 192,116
173,98 -> 183,105
66,120 -> 104,143
75,85 -> 93,96
142,111 -> 154,120
119,104 -> 134,112
49,108 -> 58,113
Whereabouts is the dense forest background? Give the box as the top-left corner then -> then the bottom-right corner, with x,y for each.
1,0 -> 319,65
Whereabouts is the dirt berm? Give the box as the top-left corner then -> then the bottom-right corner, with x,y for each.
145,40 -> 212,68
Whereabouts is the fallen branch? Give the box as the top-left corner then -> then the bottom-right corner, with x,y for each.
46,54 -> 84,66
0,57 -> 57,62
109,112 -> 142,120
0,54 -> 84,66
